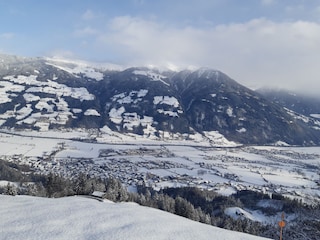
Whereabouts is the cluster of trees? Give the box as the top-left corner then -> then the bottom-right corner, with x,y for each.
0,171 -> 127,200
0,159 -> 30,182
1,159 -> 319,239
130,186 -> 273,237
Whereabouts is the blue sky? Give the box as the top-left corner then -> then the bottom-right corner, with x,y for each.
1,0 -> 320,94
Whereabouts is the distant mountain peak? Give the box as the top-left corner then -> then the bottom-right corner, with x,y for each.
0,54 -> 319,146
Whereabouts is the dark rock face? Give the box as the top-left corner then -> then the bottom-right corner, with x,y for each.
0,54 -> 319,145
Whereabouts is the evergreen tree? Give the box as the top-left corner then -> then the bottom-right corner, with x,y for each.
104,177 -> 128,202
5,183 -> 17,196
175,196 -> 199,221
73,173 -> 93,195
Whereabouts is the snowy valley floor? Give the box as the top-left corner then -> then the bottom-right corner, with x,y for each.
1,129 -> 319,205
0,129 -> 320,239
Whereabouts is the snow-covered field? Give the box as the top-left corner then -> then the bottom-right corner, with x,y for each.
1,129 -> 319,205
0,195 -> 270,240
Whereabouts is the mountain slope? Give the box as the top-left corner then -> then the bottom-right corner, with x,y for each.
257,88 -> 320,117
0,195 -> 271,240
170,69 -> 320,145
0,54 -> 319,146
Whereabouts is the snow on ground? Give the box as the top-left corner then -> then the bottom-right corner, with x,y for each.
111,90 -> 148,104
110,93 -> 183,122
84,109 -> 101,116
203,131 -> 238,147
157,109 -> 179,117
133,70 -> 169,86
262,171 -> 316,188
225,207 -> 274,224
0,130 -> 319,204
225,207 -> 258,222
109,107 -> 126,124
0,81 -> 25,104
225,206 -> 297,226
45,57 -> 123,75
45,61 -> 104,81
153,96 -> 179,107
0,195 -> 270,240
0,180 -> 18,187
310,114 -> 320,119
216,186 -> 237,196
0,74 -> 96,128
0,133 -> 60,157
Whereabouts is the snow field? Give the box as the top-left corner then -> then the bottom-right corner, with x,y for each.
0,73 -> 96,128
0,130 -> 319,204
0,195 -> 271,240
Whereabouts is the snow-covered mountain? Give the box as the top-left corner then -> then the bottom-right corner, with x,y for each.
1,53 -> 319,146
257,88 -> 320,118
0,195 -> 271,240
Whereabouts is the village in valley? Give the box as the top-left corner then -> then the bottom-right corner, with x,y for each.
2,129 -> 319,206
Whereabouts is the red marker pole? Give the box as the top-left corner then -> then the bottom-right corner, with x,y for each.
278,212 -> 286,240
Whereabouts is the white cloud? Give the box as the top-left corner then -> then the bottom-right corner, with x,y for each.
133,0 -> 145,5
0,33 -> 15,39
74,27 -> 99,37
315,5 -> 320,13
261,0 -> 276,6
101,16 -> 208,67
48,49 -> 75,59
96,16 -> 320,94
285,4 -> 306,15
82,9 -> 96,20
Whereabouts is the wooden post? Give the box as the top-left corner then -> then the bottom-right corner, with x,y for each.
278,212 -> 286,240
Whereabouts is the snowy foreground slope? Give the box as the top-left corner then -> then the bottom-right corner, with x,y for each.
0,195 -> 270,240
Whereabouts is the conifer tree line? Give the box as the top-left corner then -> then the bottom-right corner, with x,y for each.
0,159 -> 319,239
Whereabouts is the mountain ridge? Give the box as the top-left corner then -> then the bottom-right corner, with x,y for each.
257,88 -> 320,117
0,54 -> 319,146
